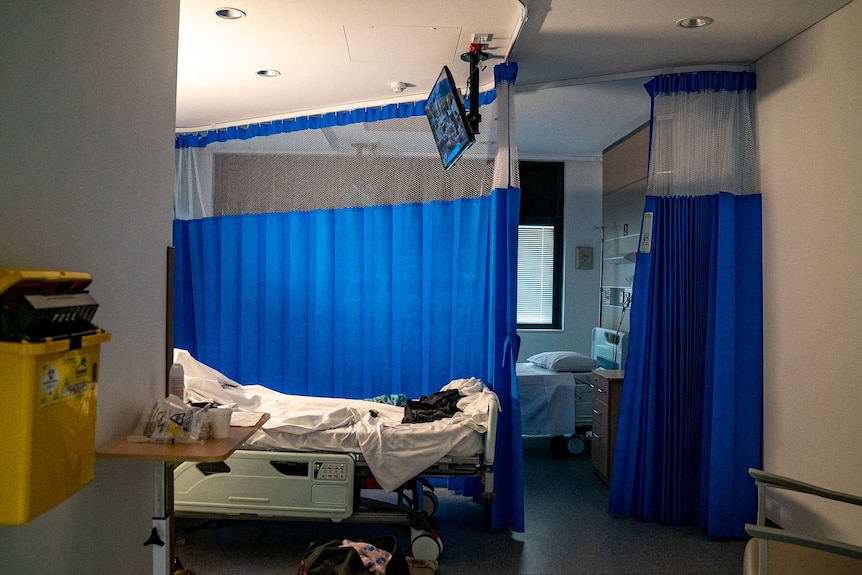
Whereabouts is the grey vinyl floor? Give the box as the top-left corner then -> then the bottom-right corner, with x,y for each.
174,436 -> 746,574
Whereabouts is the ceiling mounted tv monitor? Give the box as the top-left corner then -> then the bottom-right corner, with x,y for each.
425,66 -> 475,170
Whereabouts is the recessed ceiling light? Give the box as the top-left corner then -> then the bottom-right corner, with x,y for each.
215,8 -> 246,19
257,69 -> 280,77
676,16 -> 714,28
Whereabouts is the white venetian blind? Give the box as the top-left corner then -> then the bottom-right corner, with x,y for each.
517,225 -> 555,324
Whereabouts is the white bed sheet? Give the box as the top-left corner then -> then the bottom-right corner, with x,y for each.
174,350 -> 499,492
516,362 -> 593,436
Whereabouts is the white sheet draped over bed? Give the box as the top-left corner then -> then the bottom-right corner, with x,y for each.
515,362 -> 593,436
174,350 -> 499,491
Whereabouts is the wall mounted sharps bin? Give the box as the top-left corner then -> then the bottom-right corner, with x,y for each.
0,269 -> 110,525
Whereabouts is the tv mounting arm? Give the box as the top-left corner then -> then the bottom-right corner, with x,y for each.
460,43 -> 490,134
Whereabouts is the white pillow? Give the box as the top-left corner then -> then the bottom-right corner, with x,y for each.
527,351 -> 600,372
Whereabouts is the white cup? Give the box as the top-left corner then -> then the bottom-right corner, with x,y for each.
208,408 -> 232,439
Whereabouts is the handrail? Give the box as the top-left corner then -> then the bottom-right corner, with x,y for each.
746,467 -> 862,573
749,468 -> 862,507
744,524 -> 862,561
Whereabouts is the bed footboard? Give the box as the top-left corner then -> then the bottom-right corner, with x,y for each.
174,451 -> 356,520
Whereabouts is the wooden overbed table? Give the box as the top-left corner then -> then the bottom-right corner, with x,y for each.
97,412 -> 269,462
97,412 -> 270,575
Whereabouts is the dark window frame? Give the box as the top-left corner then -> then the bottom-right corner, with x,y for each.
518,161 -> 564,330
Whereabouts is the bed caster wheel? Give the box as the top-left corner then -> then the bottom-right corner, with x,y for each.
422,490 -> 439,517
567,435 -> 585,455
410,530 -> 442,562
550,434 -> 568,455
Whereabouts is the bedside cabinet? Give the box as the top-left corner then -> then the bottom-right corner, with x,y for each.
591,369 -> 624,486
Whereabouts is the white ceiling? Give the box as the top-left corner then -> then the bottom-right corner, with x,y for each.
176,0 -> 853,159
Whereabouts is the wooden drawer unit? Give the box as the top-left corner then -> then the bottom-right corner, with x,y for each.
590,369 -> 624,486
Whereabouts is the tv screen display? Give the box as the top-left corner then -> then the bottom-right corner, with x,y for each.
425,66 -> 475,170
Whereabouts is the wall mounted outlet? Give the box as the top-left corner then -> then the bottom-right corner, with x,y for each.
576,246 -> 593,269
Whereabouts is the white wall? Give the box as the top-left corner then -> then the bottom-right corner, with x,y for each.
0,2 -> 179,573
755,0 -> 862,544
517,160 -> 602,360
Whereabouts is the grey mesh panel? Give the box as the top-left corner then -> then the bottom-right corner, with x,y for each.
213,152 -> 496,216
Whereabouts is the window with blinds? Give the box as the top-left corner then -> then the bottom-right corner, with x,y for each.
518,162 -> 563,329
517,225 -> 556,324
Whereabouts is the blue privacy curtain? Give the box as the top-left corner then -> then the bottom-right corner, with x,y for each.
609,71 -> 763,538
173,63 -> 524,532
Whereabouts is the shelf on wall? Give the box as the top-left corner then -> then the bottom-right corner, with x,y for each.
602,253 -> 637,264
604,233 -> 640,243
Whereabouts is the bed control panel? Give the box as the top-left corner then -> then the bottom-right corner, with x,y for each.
173,451 -> 356,520
315,461 -> 348,481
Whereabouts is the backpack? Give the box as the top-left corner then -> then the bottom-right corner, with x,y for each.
297,536 -> 410,575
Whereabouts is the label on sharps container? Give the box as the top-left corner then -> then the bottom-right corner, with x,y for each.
40,363 -> 61,398
38,352 -> 94,406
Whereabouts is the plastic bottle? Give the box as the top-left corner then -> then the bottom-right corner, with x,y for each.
168,362 -> 185,401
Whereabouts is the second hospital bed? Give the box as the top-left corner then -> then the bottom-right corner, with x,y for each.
515,328 -> 627,454
170,350 -> 499,560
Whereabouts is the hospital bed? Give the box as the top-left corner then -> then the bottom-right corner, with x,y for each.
170,350 -> 499,561
515,328 -> 626,454
516,362 -> 594,453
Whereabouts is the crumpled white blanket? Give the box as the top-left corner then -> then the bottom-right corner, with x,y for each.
173,349 -> 500,491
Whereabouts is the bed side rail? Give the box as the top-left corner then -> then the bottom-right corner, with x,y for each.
482,392 -> 499,467
479,392 -> 500,503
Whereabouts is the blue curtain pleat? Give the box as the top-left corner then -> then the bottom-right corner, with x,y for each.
703,192 -> 764,534
173,187 -> 524,532
609,192 -> 762,537
176,204 -> 479,399
480,183 -> 524,532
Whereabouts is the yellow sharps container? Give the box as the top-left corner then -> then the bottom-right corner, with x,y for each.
0,269 -> 110,525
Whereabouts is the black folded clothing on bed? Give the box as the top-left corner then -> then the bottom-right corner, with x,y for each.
402,389 -> 462,424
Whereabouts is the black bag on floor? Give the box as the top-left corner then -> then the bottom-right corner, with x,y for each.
297,539 -> 365,575
297,536 -> 410,575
